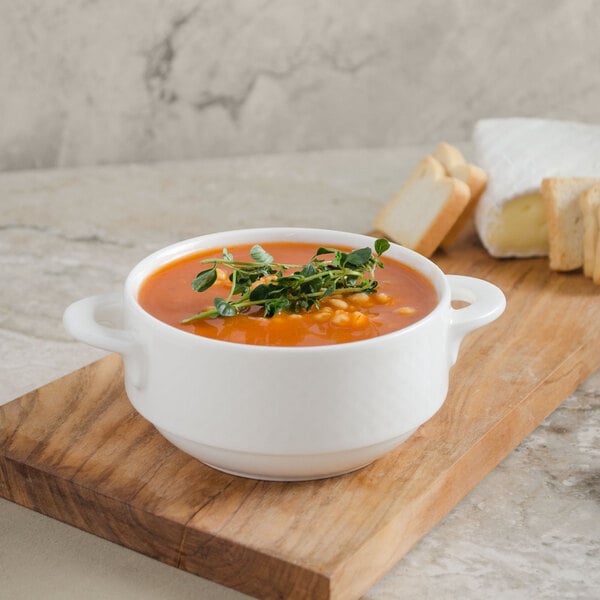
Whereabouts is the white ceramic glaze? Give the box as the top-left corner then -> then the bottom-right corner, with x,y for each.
63,228 -> 506,481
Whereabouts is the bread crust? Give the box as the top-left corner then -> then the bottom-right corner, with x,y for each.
373,155 -> 470,257
414,178 -> 471,256
579,184 -> 600,278
594,205 -> 600,284
432,142 -> 487,248
432,142 -> 465,171
541,177 -> 599,271
441,164 -> 487,248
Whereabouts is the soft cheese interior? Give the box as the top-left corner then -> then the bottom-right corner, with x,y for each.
473,118 -> 600,258
483,193 -> 548,256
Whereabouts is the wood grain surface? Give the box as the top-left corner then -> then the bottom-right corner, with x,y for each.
1,232 -> 599,600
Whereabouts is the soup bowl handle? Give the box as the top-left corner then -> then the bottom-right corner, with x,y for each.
446,275 -> 506,365
63,293 -> 145,388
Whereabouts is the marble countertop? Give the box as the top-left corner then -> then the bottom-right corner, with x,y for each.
1,145 -> 598,599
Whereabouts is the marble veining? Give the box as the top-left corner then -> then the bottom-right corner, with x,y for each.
369,379 -> 600,599
2,1 -> 600,170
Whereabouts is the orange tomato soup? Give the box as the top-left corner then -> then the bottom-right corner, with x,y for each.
138,242 -> 438,347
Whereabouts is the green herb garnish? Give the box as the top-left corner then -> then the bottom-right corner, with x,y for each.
181,238 -> 390,323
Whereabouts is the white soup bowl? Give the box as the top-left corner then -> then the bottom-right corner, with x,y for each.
63,228 -> 505,481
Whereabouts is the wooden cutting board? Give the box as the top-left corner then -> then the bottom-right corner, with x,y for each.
1,232 -> 599,600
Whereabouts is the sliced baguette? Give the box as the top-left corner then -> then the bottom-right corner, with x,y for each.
448,163 -> 488,201
541,177 -> 599,271
579,184 -> 600,278
432,143 -> 488,248
595,205 -> 600,284
432,142 -> 466,171
373,155 -> 470,257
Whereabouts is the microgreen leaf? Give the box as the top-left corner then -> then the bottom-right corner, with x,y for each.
336,252 -> 348,267
263,297 -> 290,317
344,247 -> 372,267
250,244 -> 273,264
214,297 -> 237,317
191,267 -> 217,292
300,263 -> 316,277
374,238 -> 390,256
322,284 -> 336,298
315,247 -> 336,256
249,284 -> 272,301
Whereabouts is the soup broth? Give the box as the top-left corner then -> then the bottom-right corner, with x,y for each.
138,242 -> 438,347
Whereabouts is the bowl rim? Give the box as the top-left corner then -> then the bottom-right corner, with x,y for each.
124,227 -> 451,353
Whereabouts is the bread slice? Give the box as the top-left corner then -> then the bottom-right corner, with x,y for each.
432,142 -> 466,171
595,205 -> 600,284
579,184 -> 600,277
432,143 -> 488,248
541,177 -> 599,271
373,155 -> 470,257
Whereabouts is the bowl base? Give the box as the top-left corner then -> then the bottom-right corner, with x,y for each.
157,428 -> 417,481
201,461 -> 374,482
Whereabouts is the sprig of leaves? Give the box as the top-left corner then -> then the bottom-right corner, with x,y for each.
181,238 -> 391,323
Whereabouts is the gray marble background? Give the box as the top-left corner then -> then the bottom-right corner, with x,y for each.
2,0 -> 600,171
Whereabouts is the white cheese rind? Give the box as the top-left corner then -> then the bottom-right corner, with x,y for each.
473,118 -> 600,257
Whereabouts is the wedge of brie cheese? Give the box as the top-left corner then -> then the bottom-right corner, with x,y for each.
473,118 -> 600,257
